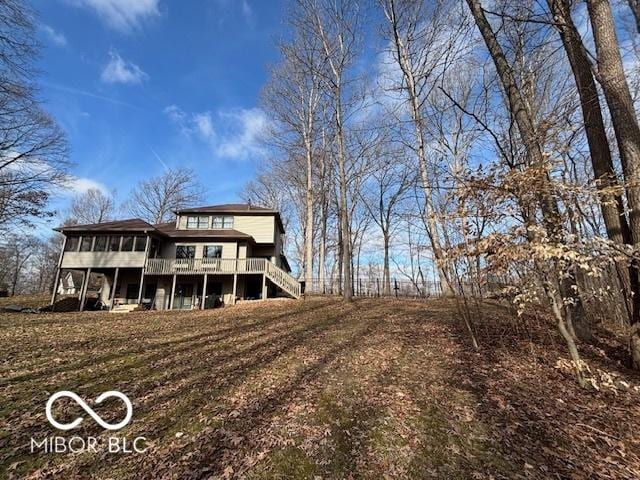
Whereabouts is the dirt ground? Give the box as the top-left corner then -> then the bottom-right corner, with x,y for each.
1,296 -> 639,479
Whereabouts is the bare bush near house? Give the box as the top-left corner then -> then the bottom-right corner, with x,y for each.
124,167 -> 205,224
68,188 -> 116,225
0,0 -> 69,231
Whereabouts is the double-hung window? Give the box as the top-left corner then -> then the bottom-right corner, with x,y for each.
187,215 -> 209,229
212,215 -> 233,229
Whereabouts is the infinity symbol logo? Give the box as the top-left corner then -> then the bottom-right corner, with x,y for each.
45,391 -> 133,431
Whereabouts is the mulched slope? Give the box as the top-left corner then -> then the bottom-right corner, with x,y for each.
0,297 -> 638,479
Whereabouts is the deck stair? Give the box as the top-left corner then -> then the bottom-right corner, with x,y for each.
265,262 -> 301,298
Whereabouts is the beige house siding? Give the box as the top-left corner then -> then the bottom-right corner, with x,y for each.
174,214 -> 277,244
234,215 -> 275,243
61,251 -> 146,269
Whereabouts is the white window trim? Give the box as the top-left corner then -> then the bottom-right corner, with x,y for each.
212,215 -> 234,229
186,215 -> 209,229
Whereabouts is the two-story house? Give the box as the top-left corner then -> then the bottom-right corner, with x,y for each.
50,204 -> 300,311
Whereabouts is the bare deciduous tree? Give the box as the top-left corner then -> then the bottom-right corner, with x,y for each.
0,234 -> 39,296
301,0 -> 362,301
586,0 -> 640,367
68,188 -> 116,225
0,0 -> 69,231
261,3 -> 324,289
125,168 -> 205,224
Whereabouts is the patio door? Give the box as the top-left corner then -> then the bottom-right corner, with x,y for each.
174,283 -> 194,310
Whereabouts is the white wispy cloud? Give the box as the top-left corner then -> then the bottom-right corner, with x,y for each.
64,177 -> 109,195
164,105 -> 267,160
211,0 -> 255,26
67,0 -> 160,32
41,24 -> 67,46
100,50 -> 148,85
241,0 -> 253,22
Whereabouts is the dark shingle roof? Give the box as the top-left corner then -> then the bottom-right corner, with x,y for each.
176,203 -> 275,213
54,219 -> 155,233
54,204 -> 285,236
153,222 -> 255,241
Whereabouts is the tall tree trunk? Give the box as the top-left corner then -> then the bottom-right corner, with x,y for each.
335,95 -> 353,301
319,200 -> 327,294
549,0 -> 635,324
383,230 -> 391,295
466,0 -> 588,363
336,200 -> 344,296
587,0 -> 640,366
386,0 -> 453,296
304,142 -> 314,294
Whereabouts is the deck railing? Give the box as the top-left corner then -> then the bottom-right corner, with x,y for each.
146,257 -> 268,275
145,257 -> 301,298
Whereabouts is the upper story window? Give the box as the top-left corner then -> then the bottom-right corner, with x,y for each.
212,215 -> 233,229
176,245 -> 196,259
187,215 -> 209,229
65,234 -> 147,253
79,236 -> 93,252
134,236 -> 147,252
65,236 -> 79,252
108,236 -> 121,252
203,245 -> 222,258
94,236 -> 108,252
121,236 -> 134,251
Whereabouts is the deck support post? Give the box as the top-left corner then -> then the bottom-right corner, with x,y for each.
50,267 -> 61,310
262,274 -> 267,300
169,274 -> 177,310
50,236 -> 67,311
136,269 -> 145,306
109,267 -> 120,311
201,273 -> 208,310
79,268 -> 91,312
232,273 -> 238,305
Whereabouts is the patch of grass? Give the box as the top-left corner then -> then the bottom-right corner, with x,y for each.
249,447 -> 319,479
314,392 -> 382,477
1,297 -> 639,479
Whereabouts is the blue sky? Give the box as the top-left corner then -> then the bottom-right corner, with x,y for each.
31,0 -> 287,221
